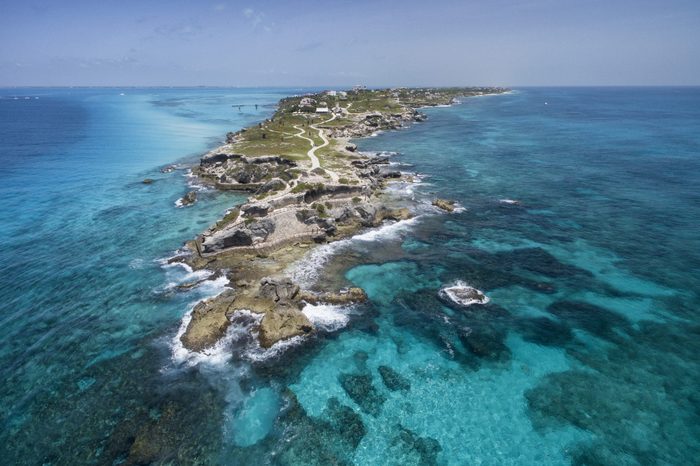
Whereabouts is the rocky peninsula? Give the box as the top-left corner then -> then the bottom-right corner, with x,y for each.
171,87 -> 508,353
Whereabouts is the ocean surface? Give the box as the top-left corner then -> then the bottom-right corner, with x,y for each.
1,87 -> 699,465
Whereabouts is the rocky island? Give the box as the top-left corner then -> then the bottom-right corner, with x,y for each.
171,87 -> 508,353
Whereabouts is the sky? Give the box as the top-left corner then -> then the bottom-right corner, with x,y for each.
1,0 -> 699,86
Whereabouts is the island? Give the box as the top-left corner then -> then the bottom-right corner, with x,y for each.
170,87 -> 509,352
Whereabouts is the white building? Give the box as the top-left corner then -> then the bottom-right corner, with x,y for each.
316,107 -> 330,114
326,90 -> 337,97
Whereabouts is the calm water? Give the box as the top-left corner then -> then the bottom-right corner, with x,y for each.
1,87 -> 698,465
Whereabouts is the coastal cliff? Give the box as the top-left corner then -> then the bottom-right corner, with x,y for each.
171,87 -> 508,352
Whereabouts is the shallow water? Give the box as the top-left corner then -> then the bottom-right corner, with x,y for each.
1,87 -> 699,465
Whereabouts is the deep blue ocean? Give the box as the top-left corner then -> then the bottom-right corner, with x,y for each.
1,87 -> 698,465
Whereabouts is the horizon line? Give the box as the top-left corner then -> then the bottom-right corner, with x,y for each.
2,84 -> 700,90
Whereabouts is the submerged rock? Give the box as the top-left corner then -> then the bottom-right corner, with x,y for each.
390,425 -> 441,466
338,373 -> 386,416
142,178 -> 154,184
258,308 -> 313,348
459,328 -> 511,362
432,198 -> 456,212
269,392 -> 367,465
378,365 -> 411,391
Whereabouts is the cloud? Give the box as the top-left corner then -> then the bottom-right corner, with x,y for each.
213,2 -> 227,11
295,41 -> 324,53
242,7 -> 270,30
153,22 -> 202,39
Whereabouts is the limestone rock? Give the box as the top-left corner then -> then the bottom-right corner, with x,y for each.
432,198 -> 456,212
180,289 -> 237,352
229,295 -> 276,314
242,203 -> 270,217
203,218 -> 275,251
258,308 -> 313,348
259,277 -> 300,303
180,190 -> 197,206
258,178 -> 286,193
299,287 -> 368,305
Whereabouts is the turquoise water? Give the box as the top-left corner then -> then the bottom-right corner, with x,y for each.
1,88 -> 699,464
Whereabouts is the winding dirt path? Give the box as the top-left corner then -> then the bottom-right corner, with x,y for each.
292,112 -> 339,182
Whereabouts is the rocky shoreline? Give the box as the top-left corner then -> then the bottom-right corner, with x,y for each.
169,87 -> 508,353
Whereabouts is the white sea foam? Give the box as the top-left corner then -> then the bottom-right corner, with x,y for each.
129,258 -> 145,269
159,262 -> 218,293
499,198 -> 521,205
352,216 -> 420,242
159,259 -> 193,273
439,280 -> 490,307
244,335 -> 305,363
302,303 -> 353,332
290,216 -> 421,287
290,239 -> 351,288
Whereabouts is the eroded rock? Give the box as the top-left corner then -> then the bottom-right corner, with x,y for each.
180,190 -> 197,206
432,198 -> 456,212
180,289 -> 237,352
258,308 -> 313,348
299,287 -> 368,305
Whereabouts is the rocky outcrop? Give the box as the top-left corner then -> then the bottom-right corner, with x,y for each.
242,203 -> 270,217
298,287 -> 368,305
345,143 -> 357,152
439,282 -> 490,307
199,153 -> 297,190
258,178 -> 286,193
180,289 -> 238,352
432,198 -> 456,212
180,191 -> 197,206
202,217 -> 275,251
259,277 -> 300,303
258,308 -> 313,348
355,206 -> 411,227
351,156 -> 389,168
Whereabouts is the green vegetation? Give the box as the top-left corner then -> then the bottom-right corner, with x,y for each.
312,202 -> 328,217
291,182 -> 325,194
224,87 -> 507,169
212,208 -> 240,231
